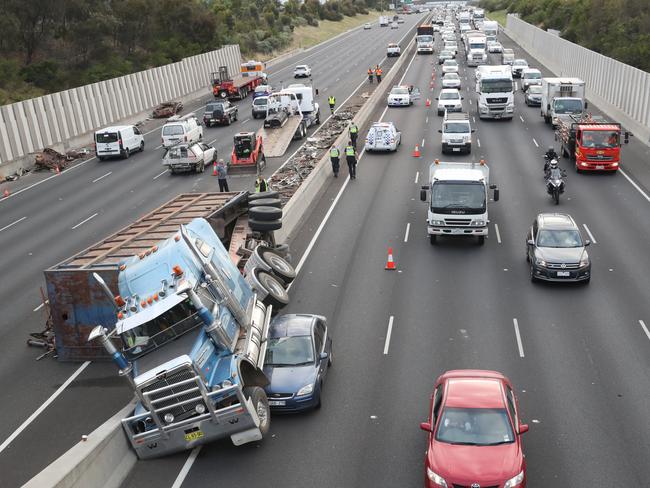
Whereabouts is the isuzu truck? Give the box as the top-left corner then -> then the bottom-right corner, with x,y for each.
540,77 -> 586,126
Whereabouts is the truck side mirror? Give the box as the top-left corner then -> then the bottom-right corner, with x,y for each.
420,189 -> 427,201
471,129 -> 476,133
624,131 -> 630,143
585,239 -> 591,246
493,188 -> 500,201
527,239 -> 534,246
584,101 -> 588,109
438,129 -> 442,133
315,88 -> 319,96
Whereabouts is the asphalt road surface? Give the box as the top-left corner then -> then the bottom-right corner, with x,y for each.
0,14 -> 426,487
122,20 -> 650,488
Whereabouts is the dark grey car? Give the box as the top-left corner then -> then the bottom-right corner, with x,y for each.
526,213 -> 591,283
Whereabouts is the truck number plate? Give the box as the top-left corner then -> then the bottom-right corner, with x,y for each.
596,165 -> 604,170
557,271 -> 570,277
268,400 -> 286,406
184,430 -> 204,442
452,148 -> 460,152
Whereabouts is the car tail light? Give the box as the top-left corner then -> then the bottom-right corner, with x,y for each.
184,135 -> 187,142
118,139 -> 123,148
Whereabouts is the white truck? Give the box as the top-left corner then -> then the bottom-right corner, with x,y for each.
420,160 -> 499,245
481,20 -> 499,41
475,65 -> 514,119
465,31 -> 487,67
540,77 -> 587,126
379,16 -> 389,27
258,84 -> 320,157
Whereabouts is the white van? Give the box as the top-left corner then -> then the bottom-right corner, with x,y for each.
161,114 -> 203,148
95,125 -> 144,160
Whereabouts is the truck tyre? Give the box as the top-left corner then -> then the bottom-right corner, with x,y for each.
249,218 -> 282,232
249,205 -> 282,221
220,91 -> 227,99
249,198 -> 282,209
139,141 -> 145,152
257,270 -> 290,308
195,160 -> 205,173
430,235 -> 437,245
261,250 -> 296,284
248,191 -> 279,202
478,235 -> 485,245
244,387 -> 270,436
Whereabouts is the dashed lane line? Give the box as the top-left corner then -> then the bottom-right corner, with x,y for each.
153,170 -> 169,180
513,318 -> 525,358
532,138 -> 539,147
92,172 -> 112,183
583,224 -> 597,244
171,446 -> 202,488
619,168 -> 650,203
495,223 -> 502,244
383,316 -> 395,355
404,223 -> 411,243
71,212 -> 98,230
415,171 -> 419,184
0,216 -> 27,234
519,115 -> 525,123
640,320 -> 650,341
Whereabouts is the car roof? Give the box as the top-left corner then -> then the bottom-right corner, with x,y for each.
445,376 -> 506,409
440,88 -> 460,94
514,58 -> 528,63
523,68 -> 541,74
269,314 -> 315,338
96,125 -> 133,133
538,213 -> 577,229
295,65 -> 308,69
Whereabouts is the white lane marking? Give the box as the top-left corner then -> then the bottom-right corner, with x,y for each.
240,118 -> 250,124
71,212 -> 98,230
415,171 -> 419,184
155,144 -> 163,149
0,216 -> 27,233
472,116 -> 476,123
582,224 -> 597,244
171,446 -> 202,488
513,318 -> 525,358
153,170 -> 168,180
519,115 -> 525,123
532,138 -> 539,147
383,316 -> 395,355
404,223 -> 411,242
514,81 -> 518,91
92,172 -> 112,183
477,138 -> 481,148
425,116 -> 429,124
619,168 -> 650,203
335,78 -> 340,82
495,223 -> 502,244
421,138 -> 425,147
639,320 -> 650,341
33,300 -> 49,312
0,361 -> 90,454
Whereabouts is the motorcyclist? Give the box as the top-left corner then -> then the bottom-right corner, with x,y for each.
544,146 -> 559,176
547,159 -> 563,180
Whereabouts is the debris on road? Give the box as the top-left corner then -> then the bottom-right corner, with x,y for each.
152,101 -> 184,118
33,148 -> 77,171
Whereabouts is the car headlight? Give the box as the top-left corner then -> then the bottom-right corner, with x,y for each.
296,383 -> 314,397
426,467 -> 448,487
580,253 -> 590,267
470,220 -> 485,226
504,470 -> 524,488
535,257 -> 547,267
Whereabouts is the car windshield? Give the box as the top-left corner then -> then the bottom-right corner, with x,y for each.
444,61 -> 457,67
481,79 -> 513,93
440,51 -> 452,57
440,92 -> 460,100
529,85 -> 543,94
524,72 -> 541,79
554,99 -> 583,114
207,103 -> 224,114
537,229 -> 583,248
295,66 -> 307,71
253,98 -> 268,106
265,336 -> 314,366
514,60 -> 527,66
418,35 -> 434,42
163,125 -> 184,136
444,74 -> 459,80
121,298 -> 204,360
443,122 -> 469,133
436,408 -> 515,446
431,181 -> 485,213
581,130 -> 619,148
392,88 -> 409,95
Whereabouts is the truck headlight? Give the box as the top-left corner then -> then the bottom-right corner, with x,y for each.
426,467 -> 448,487
297,383 -> 314,397
431,220 -> 444,226
164,413 -> 175,423
470,220 -> 485,226
504,470 -> 524,487
195,403 -> 206,414
222,379 -> 233,388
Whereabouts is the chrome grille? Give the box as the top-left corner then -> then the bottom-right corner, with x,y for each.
444,218 -> 471,226
546,262 -> 580,269
586,155 -> 613,161
487,97 -> 507,104
141,367 -> 203,420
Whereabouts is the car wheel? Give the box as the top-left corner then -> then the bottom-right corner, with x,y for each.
530,264 -> 538,282
314,382 -> 322,409
98,156 -> 106,161
257,270 -> 289,309
139,141 -> 145,152
123,148 -> 130,159
261,250 -> 296,284
244,387 -> 270,435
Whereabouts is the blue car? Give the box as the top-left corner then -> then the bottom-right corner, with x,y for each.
263,314 -> 332,412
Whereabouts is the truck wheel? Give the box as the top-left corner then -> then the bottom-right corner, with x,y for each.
257,270 -> 289,308
261,250 -> 296,284
249,198 -> 282,209
196,161 -> 205,173
249,205 -> 282,221
243,387 -> 270,436
139,141 -> 145,152
248,190 -> 279,202
430,235 -> 437,245
249,218 -> 282,232
220,91 -> 227,99
478,236 -> 485,245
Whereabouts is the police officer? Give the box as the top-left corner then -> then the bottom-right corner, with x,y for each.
255,175 -> 269,192
367,67 -> 374,84
328,95 -> 336,114
345,141 -> 357,179
330,145 -> 340,177
349,122 -> 359,149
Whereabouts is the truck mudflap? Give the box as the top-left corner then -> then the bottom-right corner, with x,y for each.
122,384 -> 260,459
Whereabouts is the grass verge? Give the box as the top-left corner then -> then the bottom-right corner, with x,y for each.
487,9 -> 508,28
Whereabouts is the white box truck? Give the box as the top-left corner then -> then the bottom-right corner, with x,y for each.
540,77 -> 587,126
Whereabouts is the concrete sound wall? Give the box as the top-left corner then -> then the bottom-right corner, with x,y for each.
505,15 -> 650,144
0,45 -> 241,164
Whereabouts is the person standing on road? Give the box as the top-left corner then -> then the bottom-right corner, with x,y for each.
328,95 -> 336,114
330,145 -> 340,178
255,174 -> 269,192
216,159 -> 229,192
345,141 -> 358,180
375,65 -> 383,84
367,67 -> 374,84
349,122 -> 359,149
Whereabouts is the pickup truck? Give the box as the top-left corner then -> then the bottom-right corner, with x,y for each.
203,101 -> 238,127
163,142 -> 216,174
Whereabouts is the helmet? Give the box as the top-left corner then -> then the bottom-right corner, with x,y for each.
550,159 -> 558,169
548,146 -> 555,152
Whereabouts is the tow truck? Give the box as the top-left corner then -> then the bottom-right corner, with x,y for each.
211,62 -> 266,100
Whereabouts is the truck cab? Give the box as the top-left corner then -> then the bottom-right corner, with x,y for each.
475,65 -> 514,119
417,25 -> 435,54
465,33 -> 487,67
420,160 -> 499,245
439,112 -> 474,154
540,77 -> 586,125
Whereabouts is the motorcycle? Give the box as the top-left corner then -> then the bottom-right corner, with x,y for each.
545,161 -> 567,205
543,151 -> 559,178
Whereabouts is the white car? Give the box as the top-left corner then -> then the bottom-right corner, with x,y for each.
293,65 -> 311,78
387,43 -> 401,57
387,85 -> 419,107
502,48 -> 515,65
391,22 -> 398,29
442,59 -> 459,74
161,114 -> 202,149
436,89 -> 463,116
438,50 -> 454,64
521,68 -> 542,91
365,122 -> 401,152
511,59 -> 529,78
487,40 -> 503,53
363,23 -> 372,30
442,72 -> 461,89
443,41 -> 458,55
95,125 -> 144,160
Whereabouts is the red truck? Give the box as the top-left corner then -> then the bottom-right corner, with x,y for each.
555,114 -> 630,172
211,63 -> 266,100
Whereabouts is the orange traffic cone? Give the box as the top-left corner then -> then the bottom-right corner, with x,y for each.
425,99 -> 431,107
55,165 -> 61,175
3,189 -> 9,198
212,161 -> 218,176
412,144 -> 421,157
385,247 -> 396,270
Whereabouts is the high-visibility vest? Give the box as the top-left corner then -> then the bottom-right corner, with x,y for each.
368,69 -> 373,75
345,146 -> 355,156
330,148 -> 340,158
349,124 -> 358,134
328,96 -> 336,105
376,68 -> 383,76
255,179 -> 269,192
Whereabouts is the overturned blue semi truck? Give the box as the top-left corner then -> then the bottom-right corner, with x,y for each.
42,191 -> 305,458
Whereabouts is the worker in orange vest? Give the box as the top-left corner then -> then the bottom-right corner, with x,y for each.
375,66 -> 383,84
367,67 -> 374,84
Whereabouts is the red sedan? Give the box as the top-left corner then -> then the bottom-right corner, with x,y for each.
420,370 -> 529,488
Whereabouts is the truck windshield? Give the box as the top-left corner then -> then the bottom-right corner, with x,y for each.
554,99 -> 583,114
431,181 -> 486,214
481,79 -> 513,93
417,35 -> 433,43
581,130 -> 619,148
443,122 -> 469,133
469,42 -> 485,49
121,298 -> 204,360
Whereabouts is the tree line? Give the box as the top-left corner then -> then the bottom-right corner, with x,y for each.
480,0 -> 650,72
0,0 -> 385,105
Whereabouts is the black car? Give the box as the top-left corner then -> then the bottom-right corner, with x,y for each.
526,213 -> 591,283
203,101 -> 238,127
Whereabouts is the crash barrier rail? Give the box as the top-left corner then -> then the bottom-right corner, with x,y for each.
505,14 -> 650,144
0,45 -> 241,165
